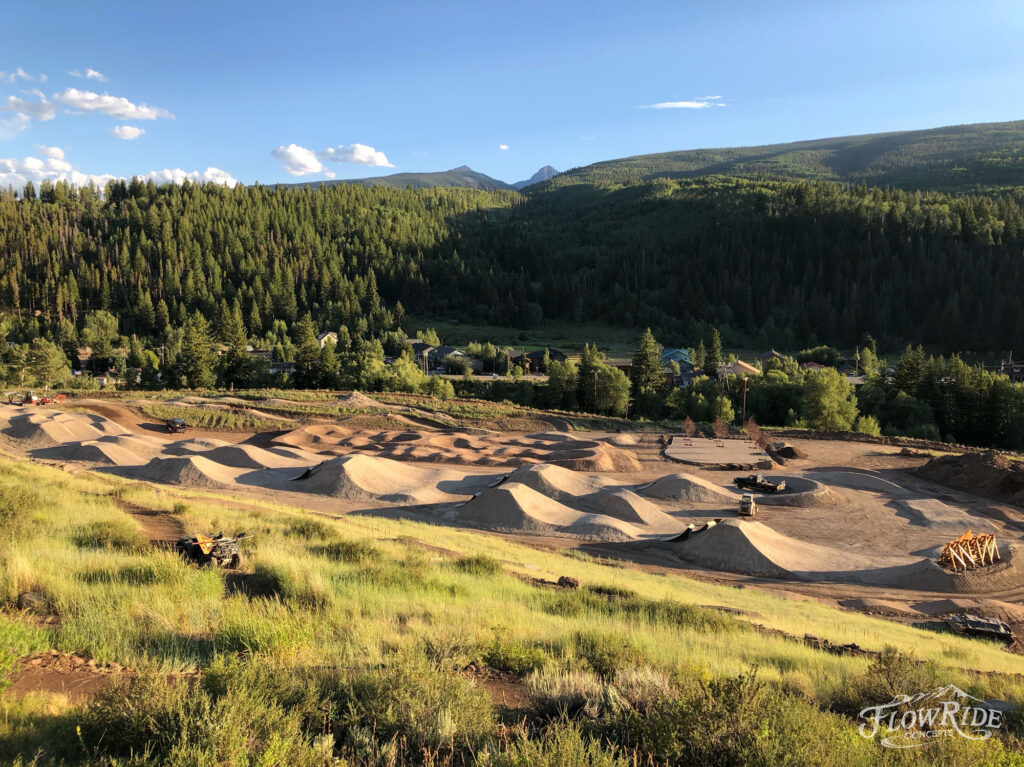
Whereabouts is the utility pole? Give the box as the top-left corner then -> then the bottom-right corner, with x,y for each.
742,376 -> 748,423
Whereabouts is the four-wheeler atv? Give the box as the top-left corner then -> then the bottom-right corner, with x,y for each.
733,474 -> 786,493
175,532 -> 246,568
166,417 -> 187,434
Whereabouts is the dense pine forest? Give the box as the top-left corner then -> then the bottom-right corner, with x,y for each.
2,173 -> 1024,355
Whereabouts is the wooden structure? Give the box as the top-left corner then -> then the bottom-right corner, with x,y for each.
938,531 -> 1000,572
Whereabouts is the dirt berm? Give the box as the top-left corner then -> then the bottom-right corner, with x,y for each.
915,451 -> 1024,506
673,519 -> 1024,592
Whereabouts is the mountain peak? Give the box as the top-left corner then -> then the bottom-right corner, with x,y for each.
512,165 -> 561,190
449,165 -> 474,172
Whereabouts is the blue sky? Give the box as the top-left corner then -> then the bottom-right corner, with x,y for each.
1,0 -> 1023,187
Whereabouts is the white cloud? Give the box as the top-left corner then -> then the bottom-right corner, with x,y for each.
641,96 -> 727,110
2,92 -> 56,121
272,142 -> 393,175
0,148 -> 236,190
323,171 -> 336,179
69,68 -> 106,82
0,112 -> 31,134
143,167 -> 238,187
0,68 -> 43,84
499,144 -> 509,151
54,88 -> 173,120
317,143 -> 393,167
271,144 -> 324,175
112,125 -> 145,140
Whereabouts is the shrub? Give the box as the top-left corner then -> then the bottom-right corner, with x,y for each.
285,517 -> 336,541
483,634 -> 549,676
77,673 -> 330,766
854,414 -> 882,436
525,669 -> 606,719
565,631 -> 643,680
452,554 -> 503,576
0,483 -> 44,540
70,520 -> 149,553
310,538 -> 380,564
330,652 -> 496,759
490,721 -> 632,766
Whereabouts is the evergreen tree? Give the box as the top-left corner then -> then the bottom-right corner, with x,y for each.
176,311 -> 216,389
293,315 -> 321,389
576,343 -> 605,412
894,345 -> 926,397
630,327 -> 664,418
26,338 -> 69,389
318,340 -> 341,389
705,328 -> 723,380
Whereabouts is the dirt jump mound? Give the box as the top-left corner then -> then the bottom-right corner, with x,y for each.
292,454 -> 498,504
455,482 -> 645,541
273,424 -> 642,471
752,476 -> 844,507
32,434 -> 164,466
636,473 -> 736,504
3,410 -> 126,448
135,456 -> 240,489
916,451 -> 1024,506
503,463 -> 615,501
673,519 -> 1024,592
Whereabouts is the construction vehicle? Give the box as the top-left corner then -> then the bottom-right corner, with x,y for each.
175,532 -> 246,568
6,391 -> 65,406
734,474 -> 786,493
738,494 -> 757,516
166,417 -> 187,434
945,613 -> 1014,644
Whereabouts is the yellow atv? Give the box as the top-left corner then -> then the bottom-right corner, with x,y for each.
175,532 -> 245,568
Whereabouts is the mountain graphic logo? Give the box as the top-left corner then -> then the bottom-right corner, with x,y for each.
859,685 -> 1004,748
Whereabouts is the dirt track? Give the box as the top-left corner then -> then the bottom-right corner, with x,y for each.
6,401 -> 1024,625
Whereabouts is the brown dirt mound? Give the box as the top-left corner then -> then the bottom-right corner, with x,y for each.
134,455 -> 241,489
637,473 -> 737,504
455,482 -> 643,541
916,451 -> 1024,506
272,424 -> 642,471
293,454 -> 499,504
337,391 -> 383,409
674,519 -> 1024,592
8,651 -> 130,702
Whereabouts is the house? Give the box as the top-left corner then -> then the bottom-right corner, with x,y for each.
985,359 -> 1024,383
800,361 -> 825,370
661,348 -> 691,366
269,361 -> 296,376
430,345 -> 463,362
409,341 -> 434,359
510,348 -> 567,374
722,359 -> 759,377
758,349 -> 787,369
317,331 -> 338,348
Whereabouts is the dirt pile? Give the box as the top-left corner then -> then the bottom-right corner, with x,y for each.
898,498 -> 996,532
2,410 -> 126,448
293,454 -> 498,504
916,451 -> 1024,506
637,473 -> 736,504
503,462 -> 615,501
135,456 -> 240,489
455,482 -> 646,541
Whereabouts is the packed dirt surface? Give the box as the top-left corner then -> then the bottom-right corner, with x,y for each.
274,424 -> 643,471
6,402 -> 1024,610
6,651 -> 129,702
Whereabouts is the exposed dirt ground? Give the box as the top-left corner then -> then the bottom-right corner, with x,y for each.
5,398 -> 1024,641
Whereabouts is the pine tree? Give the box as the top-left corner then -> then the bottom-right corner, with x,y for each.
705,328 -> 723,380
177,311 -> 216,389
630,327 -> 664,417
293,315 -> 321,389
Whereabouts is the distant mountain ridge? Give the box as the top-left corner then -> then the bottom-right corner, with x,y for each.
545,119 -> 1024,193
278,165 -> 560,192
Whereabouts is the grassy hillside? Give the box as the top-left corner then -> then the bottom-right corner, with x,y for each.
546,119 -> 1024,193
1,457 -> 1023,763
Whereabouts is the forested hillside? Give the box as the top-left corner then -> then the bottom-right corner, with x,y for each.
2,171 -> 1024,354
549,119 -> 1024,193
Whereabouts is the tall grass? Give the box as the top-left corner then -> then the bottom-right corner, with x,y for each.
0,457 -> 1022,764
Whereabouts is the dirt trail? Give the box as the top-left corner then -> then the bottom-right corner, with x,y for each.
113,497 -> 186,540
